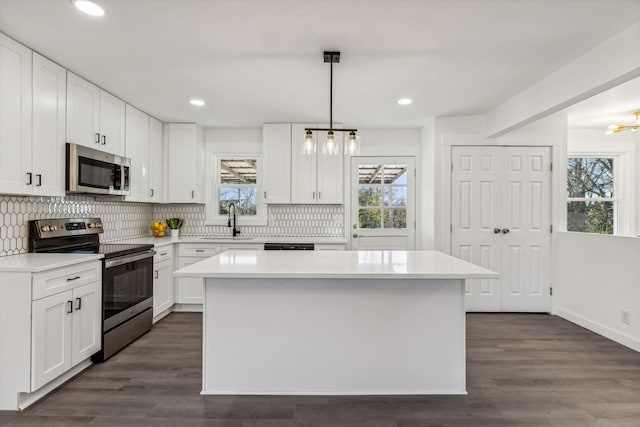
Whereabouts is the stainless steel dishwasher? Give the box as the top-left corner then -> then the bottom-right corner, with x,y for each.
263,242 -> 315,250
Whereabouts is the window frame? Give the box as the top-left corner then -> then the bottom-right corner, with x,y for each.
566,152 -> 631,236
205,153 -> 267,226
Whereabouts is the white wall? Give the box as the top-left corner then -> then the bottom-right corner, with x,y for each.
553,231 -> 640,352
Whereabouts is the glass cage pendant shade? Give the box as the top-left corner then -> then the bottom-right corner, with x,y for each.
301,130 -> 316,155
344,131 -> 361,156
322,131 -> 339,156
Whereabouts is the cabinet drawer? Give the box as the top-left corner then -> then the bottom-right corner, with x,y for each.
220,243 -> 263,251
154,245 -> 174,263
179,243 -> 221,257
32,261 -> 101,301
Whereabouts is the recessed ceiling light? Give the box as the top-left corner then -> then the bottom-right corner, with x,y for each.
398,98 -> 413,106
190,99 -> 205,106
73,0 -> 105,17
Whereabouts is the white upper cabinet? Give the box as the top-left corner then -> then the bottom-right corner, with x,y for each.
263,123 -> 292,204
148,117 -> 165,203
66,72 -> 125,156
125,105 -> 150,202
291,124 -> 343,204
0,33 -> 32,195
167,123 -> 203,203
32,53 -> 66,197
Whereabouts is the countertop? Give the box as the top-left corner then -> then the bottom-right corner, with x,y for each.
174,250 -> 499,280
0,253 -> 104,273
115,235 -> 348,248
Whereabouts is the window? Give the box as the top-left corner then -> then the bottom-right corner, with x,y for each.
567,157 -> 616,234
357,164 -> 408,229
206,155 -> 266,225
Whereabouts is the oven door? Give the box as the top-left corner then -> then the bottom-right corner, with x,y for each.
103,250 -> 155,331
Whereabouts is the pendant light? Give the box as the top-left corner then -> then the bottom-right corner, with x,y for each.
303,51 -> 360,156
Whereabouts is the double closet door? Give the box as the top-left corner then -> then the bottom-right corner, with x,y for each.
451,146 -> 551,312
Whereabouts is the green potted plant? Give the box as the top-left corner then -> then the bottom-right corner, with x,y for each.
166,218 -> 183,237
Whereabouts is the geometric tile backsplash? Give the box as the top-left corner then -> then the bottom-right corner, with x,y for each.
0,194 -> 344,257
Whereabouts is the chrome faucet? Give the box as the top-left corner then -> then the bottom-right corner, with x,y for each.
227,202 -> 240,237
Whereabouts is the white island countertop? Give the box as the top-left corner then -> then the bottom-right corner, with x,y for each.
174,250 -> 498,280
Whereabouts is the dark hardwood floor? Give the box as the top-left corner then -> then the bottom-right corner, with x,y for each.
1,312 -> 640,426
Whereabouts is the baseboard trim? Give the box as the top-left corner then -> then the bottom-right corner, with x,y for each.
200,389 -> 468,396
17,359 -> 92,410
555,307 -> 640,352
172,303 -> 202,313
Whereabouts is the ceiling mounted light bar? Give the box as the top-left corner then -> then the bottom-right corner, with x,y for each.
605,110 -> 640,135
303,51 -> 360,156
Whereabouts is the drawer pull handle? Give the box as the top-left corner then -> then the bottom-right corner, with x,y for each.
66,276 -> 81,281
67,301 -> 73,314
195,249 -> 205,253
75,297 -> 82,310
160,252 -> 168,256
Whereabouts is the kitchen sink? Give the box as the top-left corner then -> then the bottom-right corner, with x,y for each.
199,236 -> 256,241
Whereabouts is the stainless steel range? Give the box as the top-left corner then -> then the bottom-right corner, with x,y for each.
29,218 -> 155,362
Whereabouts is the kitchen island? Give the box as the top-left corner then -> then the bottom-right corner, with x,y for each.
174,250 -> 497,395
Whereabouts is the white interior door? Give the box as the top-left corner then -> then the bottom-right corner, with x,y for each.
451,147 -> 503,311
500,147 -> 551,312
350,157 -> 415,250
451,146 -> 551,312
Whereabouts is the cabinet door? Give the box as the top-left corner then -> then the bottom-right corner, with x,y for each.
148,117 -> 165,203
167,123 -> 199,203
153,259 -> 174,317
176,258 -> 205,304
125,105 -> 150,202
99,91 -> 126,156
71,281 -> 101,366
316,129 -> 344,204
31,290 -> 73,391
263,124 -> 291,203
291,123 -> 317,204
32,53 -> 66,197
66,72 -> 100,149
0,33 -> 32,195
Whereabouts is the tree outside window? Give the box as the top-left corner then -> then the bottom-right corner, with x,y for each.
567,157 -> 615,234
357,164 -> 407,229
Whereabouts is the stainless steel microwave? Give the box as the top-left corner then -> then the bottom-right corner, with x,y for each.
66,143 -> 131,196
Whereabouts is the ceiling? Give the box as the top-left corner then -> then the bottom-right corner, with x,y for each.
1,0 -> 639,129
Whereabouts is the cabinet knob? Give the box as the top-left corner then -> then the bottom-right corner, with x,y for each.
502,228 -> 510,234
493,228 -> 501,234
352,233 -> 359,238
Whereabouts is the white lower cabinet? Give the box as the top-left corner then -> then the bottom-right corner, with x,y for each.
31,290 -> 72,390
153,246 -> 174,318
0,259 -> 102,410
31,281 -> 101,390
176,243 -> 222,305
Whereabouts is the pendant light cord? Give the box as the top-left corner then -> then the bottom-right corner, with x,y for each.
329,58 -> 333,132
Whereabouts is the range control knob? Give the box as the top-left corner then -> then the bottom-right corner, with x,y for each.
97,223 -> 103,228
88,223 -> 94,229
41,225 -> 50,232
51,225 -> 58,231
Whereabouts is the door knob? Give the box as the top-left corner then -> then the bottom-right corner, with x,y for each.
352,233 -> 359,238
502,228 -> 510,234
493,228 -> 501,234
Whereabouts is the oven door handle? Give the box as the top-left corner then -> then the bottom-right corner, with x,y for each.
105,250 -> 156,269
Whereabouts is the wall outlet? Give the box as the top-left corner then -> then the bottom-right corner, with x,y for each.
621,310 -> 631,325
